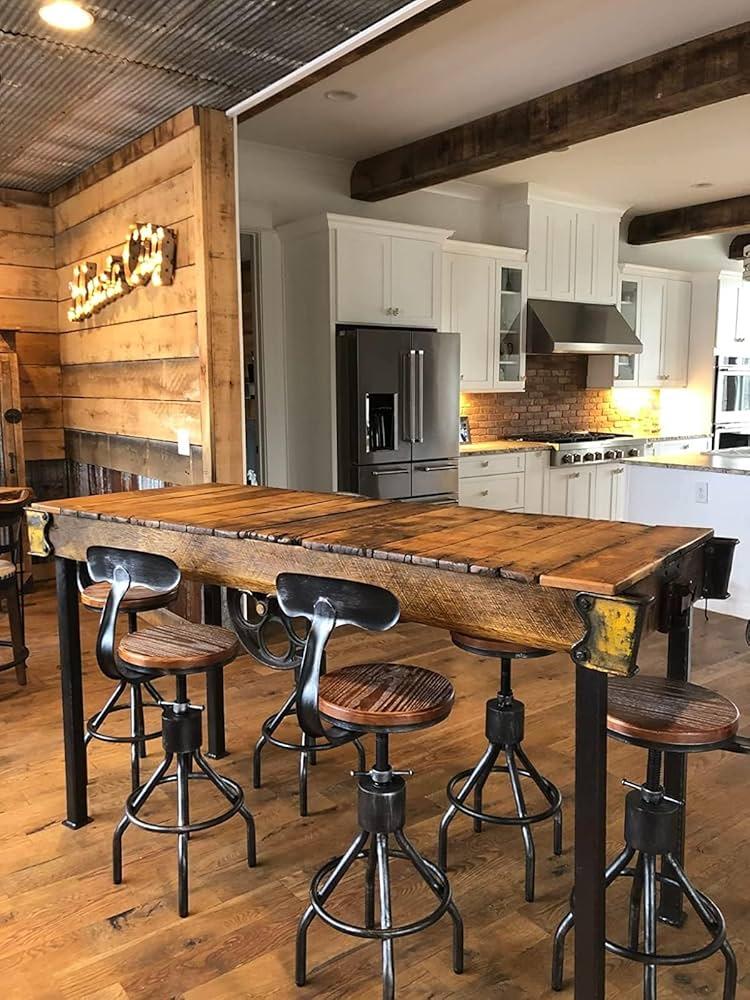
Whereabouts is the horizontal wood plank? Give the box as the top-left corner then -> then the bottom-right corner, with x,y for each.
62,358 -> 200,402
628,194 -> 750,244
15,331 -> 60,366
0,298 -> 57,333
59,312 -> 199,365
20,395 -> 63,429
0,199 -> 54,237
0,231 -> 55,269
19,364 -> 61,397
24,428 -> 65,461
63,396 -> 201,444
0,265 -> 56,302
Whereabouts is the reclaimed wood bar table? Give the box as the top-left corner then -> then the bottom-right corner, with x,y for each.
26,484 -> 736,1000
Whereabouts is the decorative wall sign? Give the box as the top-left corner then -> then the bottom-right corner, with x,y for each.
68,223 -> 177,322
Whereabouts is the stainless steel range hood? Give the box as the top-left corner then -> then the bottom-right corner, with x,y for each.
527,299 -> 643,355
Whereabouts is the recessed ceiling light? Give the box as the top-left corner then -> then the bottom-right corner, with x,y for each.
691,181 -> 714,189
324,90 -> 358,103
39,1 -> 94,31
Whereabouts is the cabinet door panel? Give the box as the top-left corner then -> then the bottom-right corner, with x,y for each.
391,237 -> 440,328
637,276 -> 666,387
736,282 -> 750,347
716,278 -> 740,352
544,467 -> 595,518
593,216 -> 619,304
445,253 -> 494,390
593,463 -> 626,520
662,279 -> 691,387
336,228 -> 390,325
549,205 -> 576,300
574,211 -> 596,302
527,204 -> 552,298
459,472 -> 524,510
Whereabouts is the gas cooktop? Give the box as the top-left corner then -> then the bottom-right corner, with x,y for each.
510,431 -> 645,466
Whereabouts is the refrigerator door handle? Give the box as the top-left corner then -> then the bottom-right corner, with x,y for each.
408,349 -> 418,443
400,352 -> 412,443
416,349 -> 425,443
371,468 -> 409,477
364,394 -> 371,454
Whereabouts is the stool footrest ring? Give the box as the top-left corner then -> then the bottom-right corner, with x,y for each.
86,701 -> 163,745
124,770 -> 245,835
446,765 -> 562,826
310,848 -> 452,940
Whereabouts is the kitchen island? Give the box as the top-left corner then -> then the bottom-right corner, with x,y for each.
627,448 -> 749,619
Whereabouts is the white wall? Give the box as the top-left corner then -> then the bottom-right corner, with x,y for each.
627,464 -> 750,619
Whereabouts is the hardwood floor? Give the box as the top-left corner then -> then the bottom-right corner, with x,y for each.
0,585 -> 748,998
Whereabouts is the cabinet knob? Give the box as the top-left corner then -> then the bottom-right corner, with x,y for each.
385,307 -> 393,316
481,460 -> 489,468
480,489 -> 489,497
393,307 -> 400,316
568,472 -> 580,479
613,467 -> 625,475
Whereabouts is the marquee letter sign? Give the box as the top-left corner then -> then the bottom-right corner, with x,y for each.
68,223 -> 177,322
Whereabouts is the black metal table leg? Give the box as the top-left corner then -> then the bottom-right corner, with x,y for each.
660,597 -> 692,926
203,584 -> 227,759
57,556 -> 90,828
574,662 -> 608,1000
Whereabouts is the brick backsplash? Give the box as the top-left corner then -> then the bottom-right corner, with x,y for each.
461,355 -> 661,441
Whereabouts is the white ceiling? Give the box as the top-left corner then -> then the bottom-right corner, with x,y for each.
239,0 -> 750,214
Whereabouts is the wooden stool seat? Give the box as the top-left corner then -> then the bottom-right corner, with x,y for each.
0,559 -> 16,581
118,622 -> 240,674
608,676 -> 740,748
81,580 -> 179,612
319,662 -> 454,730
450,631 -> 551,660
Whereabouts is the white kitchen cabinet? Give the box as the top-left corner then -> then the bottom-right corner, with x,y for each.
444,251 -> 494,389
716,273 -> 750,352
648,436 -> 712,456
525,199 -> 620,305
459,472 -> 524,510
638,276 -> 667,387
543,466 -> 597,518
333,219 -> 449,328
593,463 -> 627,520
443,242 -> 526,392
458,449 -> 545,512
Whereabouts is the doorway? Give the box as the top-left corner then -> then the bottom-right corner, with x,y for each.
240,234 -> 262,485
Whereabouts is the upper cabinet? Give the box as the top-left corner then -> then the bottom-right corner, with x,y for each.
333,217 -> 449,328
716,273 -> 750,353
588,266 -> 692,389
442,242 -> 527,393
500,190 -> 621,305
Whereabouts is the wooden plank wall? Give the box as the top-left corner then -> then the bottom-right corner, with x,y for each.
51,107 -> 243,487
0,188 -> 63,482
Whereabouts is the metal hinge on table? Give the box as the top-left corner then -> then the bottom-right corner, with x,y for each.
571,592 -> 653,677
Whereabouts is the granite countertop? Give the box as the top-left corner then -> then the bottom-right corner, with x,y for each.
626,449 -> 750,476
460,440 -> 554,456
646,432 -> 712,441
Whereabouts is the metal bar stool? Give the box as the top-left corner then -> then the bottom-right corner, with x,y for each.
0,487 -> 32,686
228,588 -> 365,816
84,547 -> 256,917
78,549 -> 180,792
552,675 -> 741,999
275,573 -> 463,1000
437,632 -> 562,902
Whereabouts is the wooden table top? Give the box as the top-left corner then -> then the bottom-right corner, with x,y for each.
33,484 -> 712,597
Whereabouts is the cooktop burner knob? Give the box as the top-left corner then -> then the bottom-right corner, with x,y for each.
604,449 -> 616,460
613,450 -> 624,460
594,451 -> 603,461
583,452 -> 594,462
573,453 -> 582,463
561,453 -> 574,464
628,448 -> 639,457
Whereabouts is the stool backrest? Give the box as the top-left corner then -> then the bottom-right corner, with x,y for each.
276,573 -> 400,739
85,546 -> 181,681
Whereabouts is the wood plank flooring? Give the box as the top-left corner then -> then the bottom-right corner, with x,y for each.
0,586 -> 748,998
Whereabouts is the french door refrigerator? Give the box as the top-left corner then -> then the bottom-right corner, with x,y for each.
336,326 -> 460,501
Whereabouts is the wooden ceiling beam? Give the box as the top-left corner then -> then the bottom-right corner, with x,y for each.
237,0 -> 474,122
351,20 -> 750,201
628,194 -> 750,244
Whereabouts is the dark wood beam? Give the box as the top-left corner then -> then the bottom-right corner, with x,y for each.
628,195 -> 750,244
729,233 -> 750,259
351,21 -> 750,201
237,0 -> 474,122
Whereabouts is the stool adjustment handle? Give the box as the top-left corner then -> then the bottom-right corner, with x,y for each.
621,778 -> 683,807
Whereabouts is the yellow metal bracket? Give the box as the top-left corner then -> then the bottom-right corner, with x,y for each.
25,509 -> 52,558
571,592 -> 652,677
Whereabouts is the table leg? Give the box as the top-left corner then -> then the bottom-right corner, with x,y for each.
203,584 -> 227,759
659,600 -> 692,926
57,556 -> 89,828
574,662 -> 608,1000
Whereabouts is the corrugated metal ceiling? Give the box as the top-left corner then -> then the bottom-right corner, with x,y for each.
0,0 -> 417,191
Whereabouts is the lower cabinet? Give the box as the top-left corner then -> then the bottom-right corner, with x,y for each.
544,463 -> 627,520
458,449 -> 546,512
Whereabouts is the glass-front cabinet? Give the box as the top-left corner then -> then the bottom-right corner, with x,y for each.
615,278 -> 639,385
495,264 -> 525,388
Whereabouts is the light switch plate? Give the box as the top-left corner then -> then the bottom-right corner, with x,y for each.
695,481 -> 709,504
177,428 -> 190,457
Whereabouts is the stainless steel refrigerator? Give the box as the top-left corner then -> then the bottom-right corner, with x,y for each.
336,326 -> 460,501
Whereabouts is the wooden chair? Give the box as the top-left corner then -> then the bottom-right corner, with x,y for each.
552,675 -> 741,1000
95,548 -> 256,918
276,572 -> 463,1000
437,632 -> 562,902
79,546 -> 180,791
0,487 -> 33,687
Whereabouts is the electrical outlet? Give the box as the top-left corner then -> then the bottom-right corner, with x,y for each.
177,428 -> 190,457
695,481 -> 709,504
